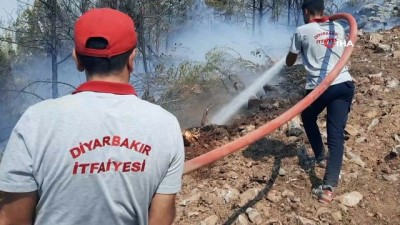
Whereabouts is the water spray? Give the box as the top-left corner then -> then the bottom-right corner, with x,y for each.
210,58 -> 286,125
184,13 -> 358,175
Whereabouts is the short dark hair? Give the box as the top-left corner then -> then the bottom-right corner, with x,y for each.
302,0 -> 324,15
77,37 -> 134,76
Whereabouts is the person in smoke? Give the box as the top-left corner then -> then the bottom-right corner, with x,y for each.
285,0 -> 355,204
0,8 -> 184,225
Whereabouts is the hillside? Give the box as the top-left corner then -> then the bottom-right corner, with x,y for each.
175,27 -> 400,225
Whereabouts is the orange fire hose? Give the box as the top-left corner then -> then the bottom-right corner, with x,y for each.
183,13 -> 358,175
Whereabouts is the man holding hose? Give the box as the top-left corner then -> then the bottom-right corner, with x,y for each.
286,0 -> 355,204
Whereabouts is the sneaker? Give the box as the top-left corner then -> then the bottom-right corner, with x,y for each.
315,159 -> 327,168
307,157 -> 327,168
312,185 -> 334,204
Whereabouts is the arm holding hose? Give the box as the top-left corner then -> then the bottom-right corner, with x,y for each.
286,28 -> 301,67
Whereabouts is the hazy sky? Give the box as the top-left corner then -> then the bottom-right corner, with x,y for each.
1,0 -> 19,21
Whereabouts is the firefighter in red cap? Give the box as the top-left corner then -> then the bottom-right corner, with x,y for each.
0,8 -> 184,225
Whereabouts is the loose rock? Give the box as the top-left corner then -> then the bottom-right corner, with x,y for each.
375,43 -> 391,53
267,190 -> 282,203
355,136 -> 367,143
346,150 -> 366,168
246,208 -> 263,224
338,191 -> 364,207
368,118 -> 380,130
345,124 -> 359,136
386,79 -> 399,88
234,215 -> 250,225
382,174 -> 399,182
278,168 -> 286,176
389,145 -> 400,158
199,215 -> 219,225
222,186 -> 240,203
179,193 -> 201,206
297,216 -> 316,225
332,211 -> 343,221
369,33 -> 384,44
238,188 -> 261,207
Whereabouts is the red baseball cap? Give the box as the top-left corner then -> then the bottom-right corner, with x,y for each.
74,8 -> 137,58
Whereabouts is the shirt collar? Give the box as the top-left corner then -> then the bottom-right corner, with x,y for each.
73,81 -> 137,95
309,16 -> 330,23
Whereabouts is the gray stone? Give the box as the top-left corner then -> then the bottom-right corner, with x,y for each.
278,168 -> 286,176
238,188 -> 261,207
368,118 -> 380,130
394,134 -> 400,143
234,215 -> 250,225
338,191 -> 364,207
332,211 -> 343,221
267,190 -> 282,203
199,215 -> 219,225
222,186 -> 240,203
369,33 -> 384,44
297,216 -> 316,225
345,124 -> 359,136
368,72 -> 384,84
179,193 -> 201,206
355,136 -> 367,143
246,208 -> 263,224
383,174 -> 399,182
188,211 -> 200,217
390,145 -> 400,157
386,79 -> 399,88
375,43 -> 392,53
287,117 -> 303,137
346,150 -> 366,168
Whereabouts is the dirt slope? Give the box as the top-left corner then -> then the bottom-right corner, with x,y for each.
175,27 -> 400,225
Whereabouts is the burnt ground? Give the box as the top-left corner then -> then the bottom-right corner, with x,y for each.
175,27 -> 400,225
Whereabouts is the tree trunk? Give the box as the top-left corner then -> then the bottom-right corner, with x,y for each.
51,0 -> 58,99
287,0 -> 291,26
139,6 -> 150,99
252,0 -> 256,36
259,0 -> 263,36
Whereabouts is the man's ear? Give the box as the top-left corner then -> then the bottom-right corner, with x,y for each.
303,9 -> 310,24
127,48 -> 137,73
72,49 -> 85,72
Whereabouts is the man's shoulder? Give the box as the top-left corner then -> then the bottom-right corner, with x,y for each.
296,23 -> 317,32
25,94 -> 76,115
135,98 -> 178,122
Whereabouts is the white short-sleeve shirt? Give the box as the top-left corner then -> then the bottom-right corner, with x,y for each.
289,19 -> 352,90
0,81 -> 185,225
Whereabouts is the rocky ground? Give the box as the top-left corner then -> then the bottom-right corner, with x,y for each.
175,27 -> 400,225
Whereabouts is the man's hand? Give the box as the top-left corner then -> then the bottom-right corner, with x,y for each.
149,194 -> 176,225
286,52 -> 298,67
0,191 -> 38,225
